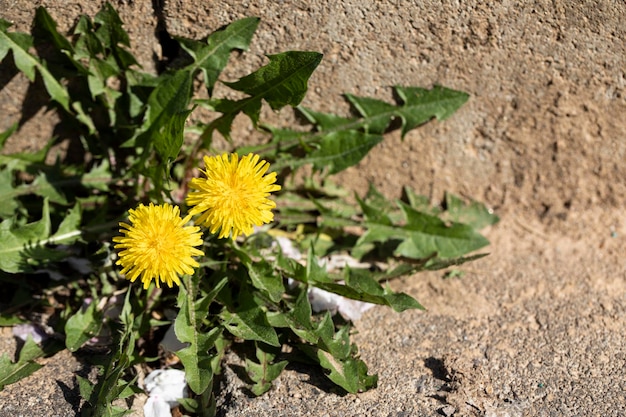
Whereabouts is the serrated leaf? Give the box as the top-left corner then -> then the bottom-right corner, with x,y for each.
0,16 -> 93,130
344,94 -> 397,134
306,130 -> 383,175
0,337 -> 44,390
298,107 -> 354,131
65,301 -> 103,352
244,258 -> 285,303
299,325 -> 377,394
135,69 -> 192,150
176,328 -> 220,394
34,7 -> 76,59
245,343 -> 288,396
267,287 -> 319,344
443,192 -> 499,230
0,199 -> 84,273
0,199 -> 51,273
205,51 -> 321,140
76,375 -> 95,400
225,51 -> 322,111
358,200 -> 489,260
179,17 -> 259,94
81,159 -> 111,192
51,204 -> 82,242
0,122 -> 18,149
175,277 -> 226,394
312,267 -> 424,312
395,201 -> 489,259
221,300 -> 280,347
153,109 -> 192,161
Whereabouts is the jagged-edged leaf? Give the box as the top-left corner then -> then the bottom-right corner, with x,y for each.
153,109 -> 192,161
221,307 -> 280,347
0,122 -> 18,149
175,276 -> 227,394
93,3 -> 137,68
179,17 -> 259,94
0,200 -> 83,273
35,7 -> 71,49
358,201 -> 489,260
81,159 -> 112,192
205,51 -> 321,140
443,192 -> 499,230
394,85 -> 469,137
176,327 -> 220,395
245,343 -> 288,396
312,267 -> 424,312
267,288 -> 318,344
0,16 -> 94,132
244,258 -> 285,304
395,201 -> 489,259
65,301 -> 103,352
225,51 -> 322,110
305,130 -> 383,174
299,320 -> 377,393
0,336 -> 44,390
344,94 -> 397,134
134,69 -> 192,152
0,199 -> 51,273
298,107 -> 355,131
0,166 -> 19,218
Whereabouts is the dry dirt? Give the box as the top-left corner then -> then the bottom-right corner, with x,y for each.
0,1 -> 625,416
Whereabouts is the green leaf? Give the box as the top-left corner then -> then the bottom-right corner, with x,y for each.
244,258 -> 285,304
344,94 -> 397,134
395,201 -> 489,259
0,199 -> 50,273
220,287 -> 280,348
221,307 -> 280,347
245,343 -> 288,396
134,70 -> 192,151
65,301 -> 103,352
0,200 -> 84,272
225,51 -> 322,111
176,328 -> 220,395
0,16 -> 93,130
299,322 -> 377,393
205,51 -> 322,140
267,287 -> 318,344
179,17 -> 259,94
34,7 -> 75,57
312,267 -> 424,312
153,109 -> 193,161
0,336 -> 44,390
443,192 -> 499,230
358,201 -> 489,260
393,85 -> 469,138
305,130 -> 383,174
76,375 -> 95,401
175,277 -> 224,395
0,122 -> 18,149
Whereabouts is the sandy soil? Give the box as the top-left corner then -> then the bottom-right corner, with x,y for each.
0,1 -> 625,416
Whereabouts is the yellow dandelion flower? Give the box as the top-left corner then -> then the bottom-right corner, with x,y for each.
113,203 -> 204,289
186,153 -> 281,239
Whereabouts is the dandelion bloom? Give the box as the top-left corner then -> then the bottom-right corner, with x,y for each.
113,203 -> 204,289
186,153 -> 281,239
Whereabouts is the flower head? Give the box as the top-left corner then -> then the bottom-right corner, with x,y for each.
113,203 -> 204,289
186,153 -> 281,239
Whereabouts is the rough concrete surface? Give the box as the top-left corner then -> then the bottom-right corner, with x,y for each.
0,0 -> 625,416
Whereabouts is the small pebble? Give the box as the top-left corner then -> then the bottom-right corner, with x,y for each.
440,405 -> 456,416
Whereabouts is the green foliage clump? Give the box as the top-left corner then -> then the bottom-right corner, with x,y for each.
0,3 -> 497,416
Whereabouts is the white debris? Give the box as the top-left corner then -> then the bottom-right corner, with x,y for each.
143,369 -> 187,417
